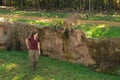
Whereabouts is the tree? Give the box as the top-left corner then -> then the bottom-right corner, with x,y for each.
0,0 -> 120,13
0,0 -> 3,5
89,0 -> 91,13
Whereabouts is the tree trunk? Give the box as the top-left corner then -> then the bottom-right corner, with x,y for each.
89,0 -> 91,13
19,0 -> 24,8
0,0 -> 3,5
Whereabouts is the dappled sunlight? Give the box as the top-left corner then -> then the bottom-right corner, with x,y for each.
96,14 -> 105,17
115,0 -> 120,4
0,6 -> 15,10
32,75 -> 45,80
55,15 -> 59,18
0,17 -> 8,22
35,19 -> 52,23
87,24 -> 107,38
4,63 -> 18,71
83,24 -> 120,38
112,14 -> 120,17
13,74 -> 26,80
12,11 -> 27,16
8,18 -> 17,22
79,24 -> 111,38
96,24 -> 106,28
84,25 -> 98,38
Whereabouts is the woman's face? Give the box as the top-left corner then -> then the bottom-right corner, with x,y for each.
34,33 -> 38,38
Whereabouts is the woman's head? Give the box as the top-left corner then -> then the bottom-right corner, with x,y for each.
31,32 -> 38,38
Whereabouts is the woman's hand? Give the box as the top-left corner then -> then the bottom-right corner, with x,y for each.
38,51 -> 41,55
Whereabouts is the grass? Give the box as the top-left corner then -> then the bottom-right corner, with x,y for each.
0,9 -> 120,22
0,9 -> 70,18
9,18 -> 120,38
77,24 -> 120,38
11,18 -> 54,27
88,14 -> 120,22
0,50 -> 120,80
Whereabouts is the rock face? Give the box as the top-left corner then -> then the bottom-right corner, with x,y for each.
87,38 -> 120,71
0,21 -> 95,66
0,22 -> 11,50
41,28 -> 95,66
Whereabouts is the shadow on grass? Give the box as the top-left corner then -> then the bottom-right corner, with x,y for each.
0,9 -> 70,18
21,12 -> 70,18
89,15 -> 120,22
0,9 -> 13,15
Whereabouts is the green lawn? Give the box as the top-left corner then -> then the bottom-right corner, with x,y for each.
0,51 -> 120,80
88,14 -> 120,22
77,24 -> 120,38
0,9 -> 120,22
0,9 -> 70,18
10,18 -> 56,27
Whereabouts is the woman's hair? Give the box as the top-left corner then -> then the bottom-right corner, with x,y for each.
31,32 -> 38,38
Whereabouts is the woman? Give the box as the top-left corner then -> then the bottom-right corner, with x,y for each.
26,32 -> 40,71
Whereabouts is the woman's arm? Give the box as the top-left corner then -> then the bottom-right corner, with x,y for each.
26,38 -> 29,49
38,42 -> 41,55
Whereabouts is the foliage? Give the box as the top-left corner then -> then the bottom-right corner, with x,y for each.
0,0 -> 120,13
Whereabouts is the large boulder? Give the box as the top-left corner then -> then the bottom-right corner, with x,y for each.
87,38 -> 120,72
0,21 -> 95,66
41,28 -> 95,66
61,29 -> 95,66
0,22 -> 11,50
